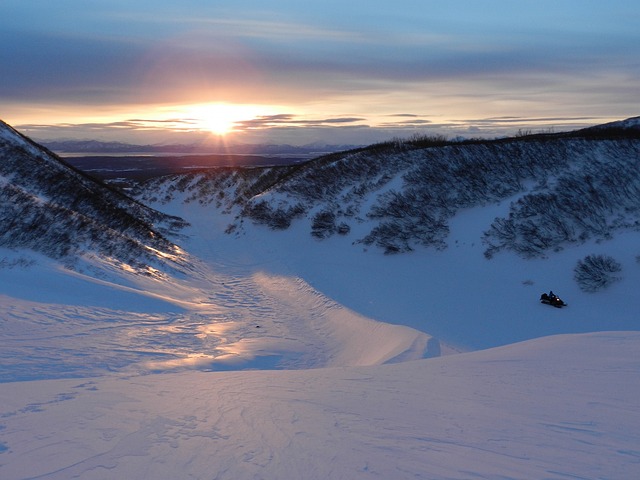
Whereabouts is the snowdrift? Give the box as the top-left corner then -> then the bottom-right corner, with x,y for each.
1,332 -> 638,479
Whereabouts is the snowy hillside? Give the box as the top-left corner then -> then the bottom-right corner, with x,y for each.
137,127 -> 640,258
0,120 -> 188,276
1,120 -> 639,479
135,122 -> 640,349
577,114 -> 640,134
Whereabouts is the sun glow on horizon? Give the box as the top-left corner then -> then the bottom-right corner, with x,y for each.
179,102 -> 283,137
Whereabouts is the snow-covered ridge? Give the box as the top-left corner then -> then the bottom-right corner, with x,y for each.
0,119 -> 188,275
137,125 -> 640,258
581,115 -> 640,131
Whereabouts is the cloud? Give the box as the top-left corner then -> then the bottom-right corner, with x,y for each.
17,111 -> 616,146
379,120 -> 433,128
3,5 -> 635,109
236,115 -> 367,129
3,2 -> 638,145
462,116 -> 597,125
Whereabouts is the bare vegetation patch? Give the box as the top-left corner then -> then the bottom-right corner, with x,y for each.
574,254 -> 623,292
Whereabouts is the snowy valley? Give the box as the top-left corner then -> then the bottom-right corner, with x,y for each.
1,118 -> 639,479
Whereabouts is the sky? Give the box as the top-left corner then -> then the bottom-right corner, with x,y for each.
1,0 -> 639,146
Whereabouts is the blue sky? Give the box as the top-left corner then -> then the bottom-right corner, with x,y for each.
1,0 -> 639,145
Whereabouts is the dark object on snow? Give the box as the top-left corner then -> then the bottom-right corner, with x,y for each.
540,291 -> 567,308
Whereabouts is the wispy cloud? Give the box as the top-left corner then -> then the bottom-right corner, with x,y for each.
237,115 -> 367,129
463,116 -> 597,125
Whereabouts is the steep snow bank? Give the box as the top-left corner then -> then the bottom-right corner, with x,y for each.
252,272 -> 437,366
0,245 -> 436,382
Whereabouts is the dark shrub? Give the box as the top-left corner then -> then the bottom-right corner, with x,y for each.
311,210 -> 337,239
574,254 -> 622,292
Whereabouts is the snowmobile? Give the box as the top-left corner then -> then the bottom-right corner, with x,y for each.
540,292 -> 567,308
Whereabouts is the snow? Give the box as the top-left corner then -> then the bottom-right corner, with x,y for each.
1,183 -> 640,478
1,333 -> 639,479
593,116 -> 640,129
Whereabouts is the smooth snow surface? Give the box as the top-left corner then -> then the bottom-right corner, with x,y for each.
150,193 -> 640,352
1,333 -> 639,479
1,181 -> 640,479
0,246 -> 433,383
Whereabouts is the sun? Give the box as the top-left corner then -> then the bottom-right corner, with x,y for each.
182,103 -> 277,137
193,103 -> 240,136
202,114 -> 234,136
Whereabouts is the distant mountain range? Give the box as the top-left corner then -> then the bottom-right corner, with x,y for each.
40,139 -> 360,156
40,140 -> 363,185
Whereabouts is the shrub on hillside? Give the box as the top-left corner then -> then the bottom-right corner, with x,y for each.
242,200 -> 305,230
483,153 -> 640,258
311,210 -> 337,239
336,222 -> 351,235
573,254 -> 622,292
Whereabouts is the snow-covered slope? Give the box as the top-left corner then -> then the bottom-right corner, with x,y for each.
137,128 -> 640,258
0,238 -> 436,383
1,332 -> 639,479
136,122 -> 640,350
1,120 -> 639,479
0,120 -> 187,275
578,114 -> 640,133
0,119 -> 438,383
